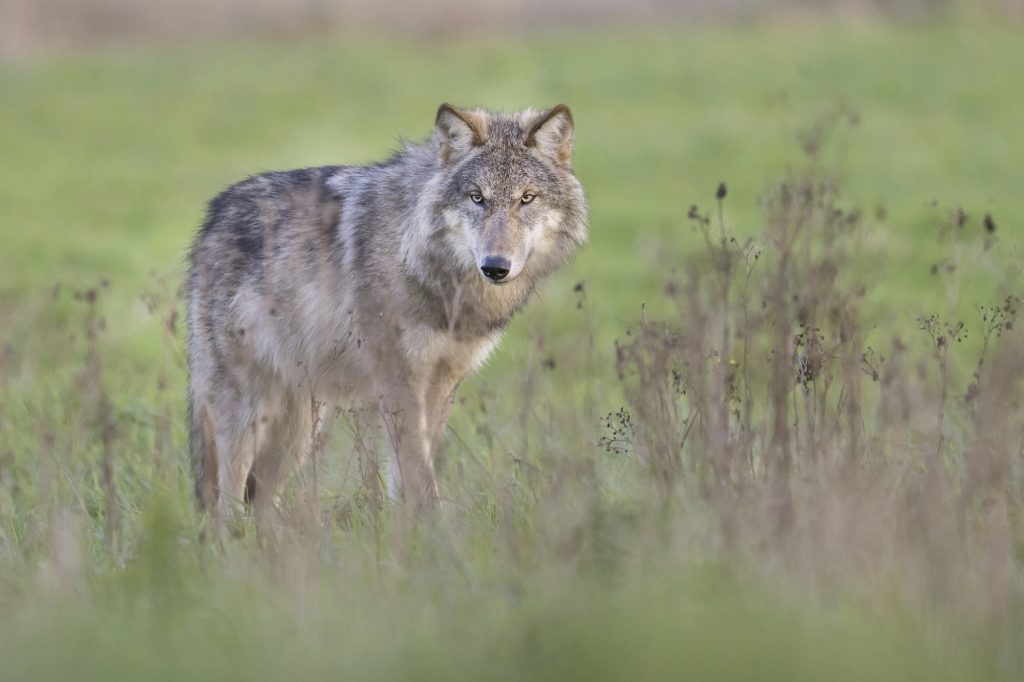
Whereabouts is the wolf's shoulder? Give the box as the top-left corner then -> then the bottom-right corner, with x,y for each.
208,165 -> 343,211
196,166 -> 343,235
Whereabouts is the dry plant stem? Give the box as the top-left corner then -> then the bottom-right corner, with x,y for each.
767,246 -> 794,535
518,332 -> 537,460
143,275 -> 182,480
713,195 -> 732,491
709,194 -> 736,541
578,282 -> 600,430
739,248 -> 759,481
80,286 -> 120,558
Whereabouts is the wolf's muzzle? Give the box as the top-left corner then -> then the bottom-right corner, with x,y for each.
480,256 -> 511,282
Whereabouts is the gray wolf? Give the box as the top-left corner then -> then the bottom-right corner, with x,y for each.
187,104 -> 588,526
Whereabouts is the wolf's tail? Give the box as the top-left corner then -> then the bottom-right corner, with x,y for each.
189,398 -> 219,514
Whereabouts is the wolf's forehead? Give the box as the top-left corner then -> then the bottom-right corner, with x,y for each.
475,146 -> 546,189
455,132 -> 546,183
485,115 -> 528,146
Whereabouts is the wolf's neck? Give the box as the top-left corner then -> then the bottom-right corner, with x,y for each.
403,234 -> 534,340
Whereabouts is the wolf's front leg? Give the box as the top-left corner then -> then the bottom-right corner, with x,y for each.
379,392 -> 439,509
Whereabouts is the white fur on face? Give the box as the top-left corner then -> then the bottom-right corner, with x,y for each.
442,208 -> 478,265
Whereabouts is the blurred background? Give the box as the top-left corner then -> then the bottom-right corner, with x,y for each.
2,0 -> 1022,55
2,2 -> 1024,680
2,0 -> 1020,352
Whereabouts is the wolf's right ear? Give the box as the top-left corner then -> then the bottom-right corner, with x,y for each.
525,104 -> 574,167
435,104 -> 487,164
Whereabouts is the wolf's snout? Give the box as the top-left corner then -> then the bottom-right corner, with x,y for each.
480,257 -> 511,282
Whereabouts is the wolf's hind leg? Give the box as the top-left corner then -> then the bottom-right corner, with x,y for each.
248,393 -> 323,523
190,400 -> 220,517
214,431 -> 258,533
194,389 -> 265,534
190,390 -> 258,535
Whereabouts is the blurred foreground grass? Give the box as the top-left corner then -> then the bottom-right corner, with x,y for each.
1,19 -> 1023,681
0,544 -> 996,681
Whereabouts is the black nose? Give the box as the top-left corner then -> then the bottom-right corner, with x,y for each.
480,257 -> 511,282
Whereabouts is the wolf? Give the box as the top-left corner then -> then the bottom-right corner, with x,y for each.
187,104 -> 588,526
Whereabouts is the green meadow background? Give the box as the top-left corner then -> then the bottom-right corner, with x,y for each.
2,5 -> 1023,680
4,21 -> 1021,349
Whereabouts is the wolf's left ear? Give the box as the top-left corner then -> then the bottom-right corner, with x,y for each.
435,103 -> 487,164
525,105 -> 574,167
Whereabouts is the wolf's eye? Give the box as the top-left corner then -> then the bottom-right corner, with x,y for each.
469,192 -> 484,204
520,193 -> 536,204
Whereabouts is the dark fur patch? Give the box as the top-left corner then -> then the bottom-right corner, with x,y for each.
243,471 -> 256,506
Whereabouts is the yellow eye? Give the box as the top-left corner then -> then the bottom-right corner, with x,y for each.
521,193 -> 536,204
470,193 -> 484,204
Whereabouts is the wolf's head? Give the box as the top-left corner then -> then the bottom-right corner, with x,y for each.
431,104 -> 588,285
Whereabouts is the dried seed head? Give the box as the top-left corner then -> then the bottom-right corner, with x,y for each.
716,182 -> 727,200
984,212 -> 996,233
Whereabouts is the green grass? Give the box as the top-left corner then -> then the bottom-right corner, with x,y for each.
2,21 -> 1021,358
2,19 -> 1023,681
0,555 -> 993,681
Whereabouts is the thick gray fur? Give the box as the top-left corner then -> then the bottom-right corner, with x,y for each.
187,104 -> 588,526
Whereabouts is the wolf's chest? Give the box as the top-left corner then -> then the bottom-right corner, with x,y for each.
399,325 -> 503,378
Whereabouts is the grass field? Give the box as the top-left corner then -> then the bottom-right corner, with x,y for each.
2,18 -> 1023,680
